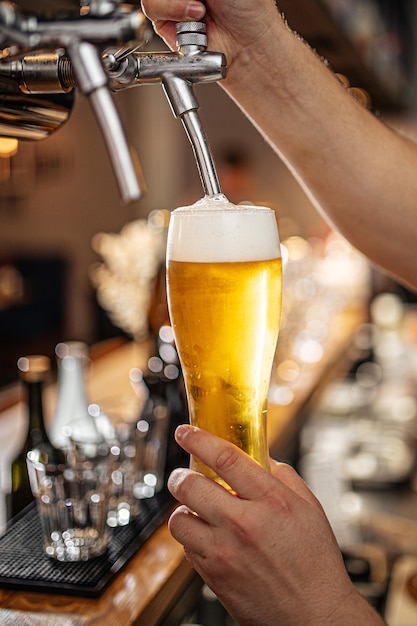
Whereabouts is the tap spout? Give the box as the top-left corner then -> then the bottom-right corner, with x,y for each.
68,40 -> 144,203
181,108 -> 221,196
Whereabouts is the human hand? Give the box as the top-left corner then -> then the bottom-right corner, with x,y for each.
168,425 -> 386,626
140,0 -> 282,76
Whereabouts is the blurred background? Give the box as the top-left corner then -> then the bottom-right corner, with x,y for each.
1,1 -> 417,624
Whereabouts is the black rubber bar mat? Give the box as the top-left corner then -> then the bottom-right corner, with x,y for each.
0,488 -> 174,597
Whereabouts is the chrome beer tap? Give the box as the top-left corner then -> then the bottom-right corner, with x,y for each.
175,22 -> 224,196
0,1 -> 226,201
105,20 -> 225,196
0,0 -> 150,203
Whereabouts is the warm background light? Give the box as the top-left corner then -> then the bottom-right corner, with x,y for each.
0,137 -> 18,157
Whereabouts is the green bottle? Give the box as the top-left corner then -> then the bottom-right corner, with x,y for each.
7,355 -> 60,521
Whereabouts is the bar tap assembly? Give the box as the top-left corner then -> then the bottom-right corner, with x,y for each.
0,1 -> 226,202
105,20 -> 225,196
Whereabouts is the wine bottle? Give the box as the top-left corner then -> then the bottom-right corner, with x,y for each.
6,355 -> 61,521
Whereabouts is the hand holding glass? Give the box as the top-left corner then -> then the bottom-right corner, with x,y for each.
166,196 -> 282,486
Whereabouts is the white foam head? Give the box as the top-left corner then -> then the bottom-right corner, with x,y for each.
167,195 -> 281,263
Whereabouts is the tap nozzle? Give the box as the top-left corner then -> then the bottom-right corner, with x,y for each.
68,40 -> 144,204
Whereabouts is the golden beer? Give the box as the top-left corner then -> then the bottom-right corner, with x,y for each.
166,197 -> 282,485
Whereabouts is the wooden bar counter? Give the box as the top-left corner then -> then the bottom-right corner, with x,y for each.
0,307 -> 365,625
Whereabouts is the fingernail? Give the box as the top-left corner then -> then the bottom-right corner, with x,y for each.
175,424 -> 198,442
168,467 -> 184,485
175,424 -> 189,442
186,2 -> 206,19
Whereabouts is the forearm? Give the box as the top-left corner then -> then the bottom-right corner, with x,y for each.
222,15 -> 417,291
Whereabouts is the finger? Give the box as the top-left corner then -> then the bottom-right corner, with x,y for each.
174,425 -> 277,500
141,0 -> 207,50
168,503 -> 212,557
141,0 -> 206,22
168,465 -> 239,525
270,460 -> 325,513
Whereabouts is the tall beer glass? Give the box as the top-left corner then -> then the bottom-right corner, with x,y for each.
166,195 -> 282,486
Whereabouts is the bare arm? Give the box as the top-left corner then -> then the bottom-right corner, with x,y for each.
142,0 -> 417,291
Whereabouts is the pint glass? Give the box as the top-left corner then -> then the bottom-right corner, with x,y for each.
166,196 -> 282,485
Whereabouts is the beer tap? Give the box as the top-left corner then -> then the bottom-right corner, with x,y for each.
0,1 -> 226,201
104,19 -> 226,196
66,39 -> 145,204
0,1 -> 150,203
174,21 -> 224,197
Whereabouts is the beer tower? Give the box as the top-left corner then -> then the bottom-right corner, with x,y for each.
0,2 -> 225,202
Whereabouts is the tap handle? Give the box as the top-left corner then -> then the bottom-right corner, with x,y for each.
67,40 -> 145,204
176,21 -> 208,54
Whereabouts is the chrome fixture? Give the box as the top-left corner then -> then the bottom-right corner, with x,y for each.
0,1 -> 226,203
